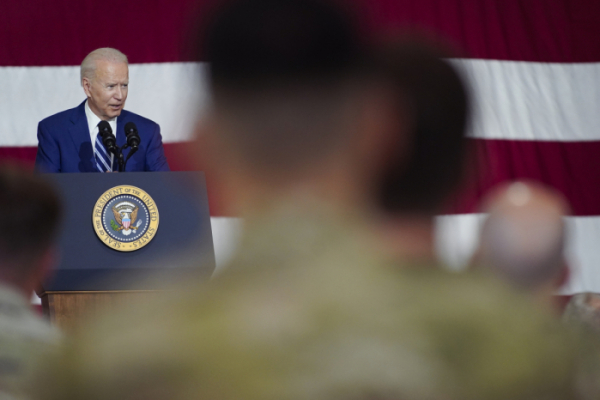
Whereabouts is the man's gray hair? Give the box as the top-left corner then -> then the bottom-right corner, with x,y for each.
80,48 -> 128,85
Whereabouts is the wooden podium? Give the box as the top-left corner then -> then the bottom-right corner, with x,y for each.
40,291 -> 163,332
39,172 -> 216,331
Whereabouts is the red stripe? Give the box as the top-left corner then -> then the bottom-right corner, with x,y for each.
0,147 -> 37,170
2,0 -> 600,66
0,0 -> 200,66
3,139 -> 600,217
449,139 -> 600,216
0,143 -> 226,216
0,144 -> 196,172
365,0 -> 600,62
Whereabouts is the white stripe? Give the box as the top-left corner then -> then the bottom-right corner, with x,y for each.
96,153 -> 110,171
452,60 -> 600,141
209,217 -> 244,276
96,145 -> 110,162
208,215 -> 600,295
0,62 -> 209,146
27,214 -> 600,304
94,140 -> 111,168
95,138 -> 114,171
434,213 -> 487,271
95,138 -> 110,158
434,214 -> 600,295
3,60 -> 600,146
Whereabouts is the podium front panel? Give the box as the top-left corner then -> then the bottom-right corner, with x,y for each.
42,172 -> 215,291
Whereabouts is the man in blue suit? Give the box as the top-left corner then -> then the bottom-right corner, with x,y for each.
35,48 -> 170,173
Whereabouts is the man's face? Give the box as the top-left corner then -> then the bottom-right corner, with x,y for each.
83,60 -> 129,120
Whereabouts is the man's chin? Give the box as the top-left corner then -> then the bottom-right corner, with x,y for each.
106,108 -> 123,119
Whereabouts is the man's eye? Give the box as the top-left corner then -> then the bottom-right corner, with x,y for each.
122,84 -> 128,88
108,85 -> 115,89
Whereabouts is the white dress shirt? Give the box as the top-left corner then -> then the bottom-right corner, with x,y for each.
85,100 -> 116,171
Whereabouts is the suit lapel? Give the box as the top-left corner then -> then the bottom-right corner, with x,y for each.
69,101 -> 96,172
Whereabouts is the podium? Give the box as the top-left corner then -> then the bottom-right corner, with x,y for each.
38,172 -> 215,332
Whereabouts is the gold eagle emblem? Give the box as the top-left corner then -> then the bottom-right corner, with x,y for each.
112,206 -> 139,231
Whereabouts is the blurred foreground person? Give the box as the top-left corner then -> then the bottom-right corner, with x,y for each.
38,261 -> 578,400
372,43 -> 468,264
0,166 -> 62,398
473,181 -> 569,308
199,0 -> 392,220
565,292 -> 600,333
35,1 -> 583,399
563,293 -> 600,397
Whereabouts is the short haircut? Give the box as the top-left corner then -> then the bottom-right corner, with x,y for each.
80,47 -> 128,84
0,166 -> 62,272
202,0 -> 367,173
204,0 -> 361,86
376,43 -> 470,214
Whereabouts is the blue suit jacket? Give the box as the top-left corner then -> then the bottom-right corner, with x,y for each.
35,101 -> 170,173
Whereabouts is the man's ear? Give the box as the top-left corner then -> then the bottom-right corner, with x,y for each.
355,86 -> 410,179
82,78 -> 92,97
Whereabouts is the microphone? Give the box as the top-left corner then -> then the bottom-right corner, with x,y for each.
98,121 -> 118,155
124,122 -> 140,149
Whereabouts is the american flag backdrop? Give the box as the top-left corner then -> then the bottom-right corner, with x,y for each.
1,0 -> 599,295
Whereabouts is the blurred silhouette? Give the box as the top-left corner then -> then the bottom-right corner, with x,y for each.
563,293 -> 600,398
196,0 -> 398,219
38,257 -> 579,400
564,292 -> 600,333
472,181 -> 569,307
34,2 -> 583,399
370,42 -> 469,263
0,166 -> 62,398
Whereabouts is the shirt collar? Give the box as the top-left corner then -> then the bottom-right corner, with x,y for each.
85,99 -> 101,131
84,99 -> 117,130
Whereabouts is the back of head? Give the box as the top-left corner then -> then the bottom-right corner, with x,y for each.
477,181 -> 568,290
0,166 -> 61,288
375,42 -> 469,215
205,0 -> 361,87
202,0 -> 369,176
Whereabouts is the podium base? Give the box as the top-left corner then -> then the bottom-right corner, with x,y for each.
40,290 -> 162,333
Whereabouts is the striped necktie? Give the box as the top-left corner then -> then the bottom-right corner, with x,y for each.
94,127 -> 112,172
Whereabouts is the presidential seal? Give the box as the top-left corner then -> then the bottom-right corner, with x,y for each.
92,185 -> 159,252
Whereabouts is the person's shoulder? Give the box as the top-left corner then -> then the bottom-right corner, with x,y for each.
120,109 -> 159,129
39,103 -> 82,127
394,267 -> 569,341
0,285 -> 60,345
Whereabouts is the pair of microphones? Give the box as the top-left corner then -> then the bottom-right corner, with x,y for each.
98,121 -> 140,172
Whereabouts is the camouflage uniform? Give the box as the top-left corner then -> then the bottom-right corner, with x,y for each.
0,284 -> 60,399
36,203 -> 582,400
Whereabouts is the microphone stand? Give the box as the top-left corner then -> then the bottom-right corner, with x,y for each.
117,149 -> 126,172
116,144 -> 139,172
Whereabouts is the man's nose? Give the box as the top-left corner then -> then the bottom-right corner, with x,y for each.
115,87 -> 123,100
